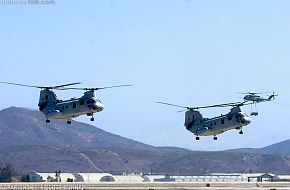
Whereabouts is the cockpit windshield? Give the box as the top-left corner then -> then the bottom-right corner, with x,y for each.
242,112 -> 249,117
87,98 -> 96,104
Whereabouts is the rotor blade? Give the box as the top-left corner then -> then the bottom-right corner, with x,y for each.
52,82 -> 81,89
236,92 -> 250,95
0,81 -> 42,88
0,81 -> 81,90
157,101 -> 246,110
65,84 -> 132,91
156,102 -> 189,109
237,92 -> 265,95
194,101 -> 244,109
261,91 -> 273,94
177,109 -> 188,113
93,84 -> 132,90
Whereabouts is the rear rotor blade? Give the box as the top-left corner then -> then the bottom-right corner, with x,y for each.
177,109 -> 189,113
195,101 -> 243,109
157,101 -> 245,110
0,81 -> 81,90
156,102 -> 189,109
0,82 -> 42,88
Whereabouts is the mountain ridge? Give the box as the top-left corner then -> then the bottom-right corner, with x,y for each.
1,107 -> 290,174
0,106 -> 157,151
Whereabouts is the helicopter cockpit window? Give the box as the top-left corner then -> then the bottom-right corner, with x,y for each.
87,99 -> 96,104
243,113 -> 249,117
228,115 -> 232,121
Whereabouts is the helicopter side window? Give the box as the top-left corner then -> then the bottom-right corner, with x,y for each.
221,119 -> 224,125
235,115 -> 239,119
45,95 -> 48,100
80,99 -> 84,105
228,116 -> 232,121
73,103 -> 76,109
66,105 -> 68,109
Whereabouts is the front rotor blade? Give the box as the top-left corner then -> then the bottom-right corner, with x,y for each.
94,84 -> 132,90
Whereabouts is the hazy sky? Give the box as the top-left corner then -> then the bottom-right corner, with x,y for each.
1,0 -> 290,151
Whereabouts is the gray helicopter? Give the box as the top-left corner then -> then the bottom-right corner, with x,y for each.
157,101 -> 251,140
239,92 -> 277,116
0,82 -> 131,124
241,92 -> 277,103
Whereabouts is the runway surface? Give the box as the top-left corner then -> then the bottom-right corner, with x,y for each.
0,182 -> 290,190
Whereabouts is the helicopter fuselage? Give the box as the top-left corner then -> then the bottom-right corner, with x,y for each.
39,89 -> 104,120
185,107 -> 251,137
243,94 -> 275,103
44,98 -> 104,119
244,95 -> 266,103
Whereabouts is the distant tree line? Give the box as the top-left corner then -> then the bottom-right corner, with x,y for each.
0,163 -> 16,182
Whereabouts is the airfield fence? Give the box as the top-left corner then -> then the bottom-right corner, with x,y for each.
1,182 -> 290,190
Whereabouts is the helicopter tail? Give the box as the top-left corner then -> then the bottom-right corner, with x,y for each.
38,90 -> 59,111
268,92 -> 277,101
184,110 -> 203,130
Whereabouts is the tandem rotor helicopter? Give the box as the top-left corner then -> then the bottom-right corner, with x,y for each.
157,91 -> 277,141
0,82 -> 131,124
157,101 -> 252,140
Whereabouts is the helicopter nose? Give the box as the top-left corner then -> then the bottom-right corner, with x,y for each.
97,102 -> 104,111
241,117 -> 251,125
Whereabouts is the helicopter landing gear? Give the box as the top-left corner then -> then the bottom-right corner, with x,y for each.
213,136 -> 218,140
46,119 -> 50,123
67,120 -> 71,124
90,116 -> 94,122
239,130 -> 243,135
195,136 -> 200,141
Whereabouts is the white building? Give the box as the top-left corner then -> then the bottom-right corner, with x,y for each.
74,173 -> 115,182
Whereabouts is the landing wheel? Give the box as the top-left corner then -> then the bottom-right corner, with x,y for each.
46,119 -> 50,123
239,130 -> 243,135
90,117 -> 94,122
213,136 -> 218,140
195,136 -> 200,141
67,120 -> 71,124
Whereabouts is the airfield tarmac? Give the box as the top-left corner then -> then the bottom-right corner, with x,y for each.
0,182 -> 290,190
